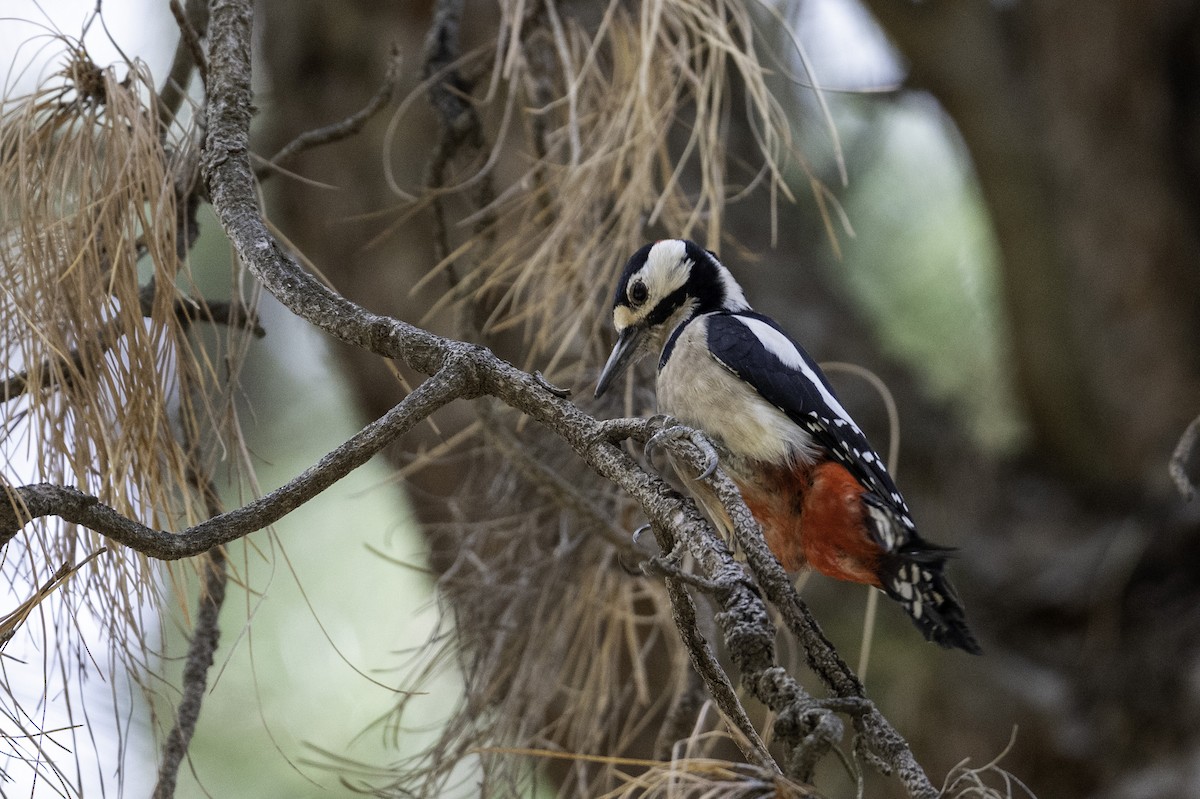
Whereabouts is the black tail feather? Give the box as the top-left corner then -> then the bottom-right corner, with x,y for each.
878,551 -> 982,655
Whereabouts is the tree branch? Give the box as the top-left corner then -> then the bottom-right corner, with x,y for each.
665,435 -> 937,799
154,393 -> 233,798
1,293 -> 264,405
201,5 -> 942,790
1,358 -> 939,793
173,298 -> 265,338
652,523 -> 777,772
422,0 -> 492,287
1,364 -> 468,556
203,0 -> 446,373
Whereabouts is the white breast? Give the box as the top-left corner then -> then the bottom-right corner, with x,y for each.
656,316 -> 818,466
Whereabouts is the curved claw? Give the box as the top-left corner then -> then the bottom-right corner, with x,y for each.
617,523 -> 656,576
642,414 -> 675,452
533,370 -> 571,398
691,434 -> 719,480
644,424 -> 720,481
644,425 -> 684,460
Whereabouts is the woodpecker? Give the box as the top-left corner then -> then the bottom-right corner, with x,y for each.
594,239 -> 981,654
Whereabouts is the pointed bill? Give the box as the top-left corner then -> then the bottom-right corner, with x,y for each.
594,326 -> 646,398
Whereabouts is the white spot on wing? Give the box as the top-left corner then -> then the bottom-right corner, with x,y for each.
867,505 -> 895,550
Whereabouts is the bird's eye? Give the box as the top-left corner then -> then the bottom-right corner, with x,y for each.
629,281 -> 649,305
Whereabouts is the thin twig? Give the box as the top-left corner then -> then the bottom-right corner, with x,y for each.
652,646 -> 705,761
662,573 -> 777,772
0,281 -> 157,403
0,549 -> 107,650
153,548 -> 226,799
263,46 -> 403,169
1,341 -> 98,404
423,0 -> 491,290
159,0 -> 211,129
423,0 -> 477,145
174,298 -> 266,338
154,386 -> 232,799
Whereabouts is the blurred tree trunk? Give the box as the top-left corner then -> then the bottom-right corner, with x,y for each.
852,2 -> 1200,797
256,0 -> 439,418
256,0 -> 487,526
861,0 -> 1200,490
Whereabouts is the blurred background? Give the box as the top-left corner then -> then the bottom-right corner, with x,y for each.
4,0 -> 1200,796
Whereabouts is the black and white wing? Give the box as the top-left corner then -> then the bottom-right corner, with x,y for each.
704,311 -> 918,550
704,311 -> 979,653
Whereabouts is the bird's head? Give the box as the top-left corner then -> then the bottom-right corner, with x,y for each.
594,239 -> 748,398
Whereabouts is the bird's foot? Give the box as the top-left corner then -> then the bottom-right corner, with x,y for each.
641,544 -> 721,591
532,370 -> 571,398
614,523 -> 660,576
644,418 -> 720,480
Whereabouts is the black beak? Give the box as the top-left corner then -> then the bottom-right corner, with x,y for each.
595,326 -> 646,398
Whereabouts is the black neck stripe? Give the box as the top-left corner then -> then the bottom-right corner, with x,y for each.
646,285 -> 692,328
659,315 -> 692,369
